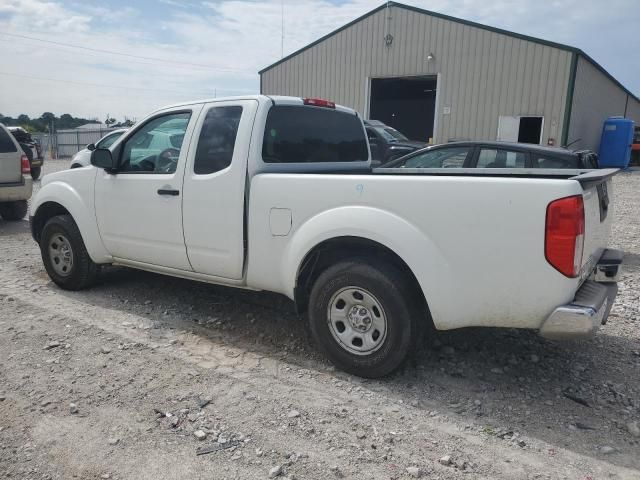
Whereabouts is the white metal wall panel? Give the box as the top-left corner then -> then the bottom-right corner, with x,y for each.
261,5 -> 573,144
569,56 -> 630,151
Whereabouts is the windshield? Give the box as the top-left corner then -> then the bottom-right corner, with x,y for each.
375,127 -> 408,143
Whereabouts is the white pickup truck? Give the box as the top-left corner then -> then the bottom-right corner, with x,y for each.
30,96 -> 622,378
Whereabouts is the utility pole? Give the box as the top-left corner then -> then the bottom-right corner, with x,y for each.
281,0 -> 284,58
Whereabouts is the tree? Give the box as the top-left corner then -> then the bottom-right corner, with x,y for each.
17,114 -> 30,125
40,112 -> 55,123
59,114 -> 74,129
105,114 -> 116,127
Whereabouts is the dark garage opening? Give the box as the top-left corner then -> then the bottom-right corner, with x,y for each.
518,117 -> 543,144
369,76 -> 437,142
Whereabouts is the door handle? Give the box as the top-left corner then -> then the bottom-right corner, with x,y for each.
157,188 -> 179,196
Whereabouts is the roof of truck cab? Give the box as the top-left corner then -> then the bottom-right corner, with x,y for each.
151,95 -> 356,116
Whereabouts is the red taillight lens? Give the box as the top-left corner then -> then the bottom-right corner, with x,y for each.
303,97 -> 336,109
545,195 -> 585,277
21,154 -> 30,174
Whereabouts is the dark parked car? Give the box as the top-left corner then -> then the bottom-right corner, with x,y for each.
364,120 -> 427,166
8,126 -> 44,180
380,141 -> 599,170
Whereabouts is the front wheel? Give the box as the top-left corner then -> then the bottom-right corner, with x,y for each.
308,258 -> 421,378
40,214 -> 98,290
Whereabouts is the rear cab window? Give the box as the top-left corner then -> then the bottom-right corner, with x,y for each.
262,105 -> 368,164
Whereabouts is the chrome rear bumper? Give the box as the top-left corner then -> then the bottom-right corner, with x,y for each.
539,249 -> 621,340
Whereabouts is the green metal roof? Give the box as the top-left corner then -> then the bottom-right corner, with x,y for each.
259,1 -> 639,103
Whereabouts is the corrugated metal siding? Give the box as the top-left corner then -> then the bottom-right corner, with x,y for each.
569,56 -> 630,151
260,5 -> 573,144
625,96 -> 640,126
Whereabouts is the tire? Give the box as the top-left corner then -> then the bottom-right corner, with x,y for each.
70,164 -> 80,169
30,166 -> 42,180
308,258 -> 421,378
40,214 -> 98,290
0,201 -> 28,221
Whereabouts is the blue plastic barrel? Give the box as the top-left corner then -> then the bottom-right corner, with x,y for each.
598,117 -> 634,168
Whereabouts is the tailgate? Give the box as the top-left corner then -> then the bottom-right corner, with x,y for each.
573,169 -> 617,280
0,126 -> 22,184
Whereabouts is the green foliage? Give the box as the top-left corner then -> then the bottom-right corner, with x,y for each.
0,112 -> 107,132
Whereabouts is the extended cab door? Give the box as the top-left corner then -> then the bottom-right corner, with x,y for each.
94,105 -> 203,270
181,99 -> 258,279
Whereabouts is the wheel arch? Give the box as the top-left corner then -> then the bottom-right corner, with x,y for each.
31,182 -> 111,263
294,235 -> 431,319
276,206 -> 451,329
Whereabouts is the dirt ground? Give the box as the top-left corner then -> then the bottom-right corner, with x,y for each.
1,160 -> 638,480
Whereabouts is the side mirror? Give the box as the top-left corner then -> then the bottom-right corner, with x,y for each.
90,148 -> 116,171
87,143 -> 96,151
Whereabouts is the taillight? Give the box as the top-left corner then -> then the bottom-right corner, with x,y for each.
21,154 -> 30,174
303,97 -> 336,109
545,195 -> 585,277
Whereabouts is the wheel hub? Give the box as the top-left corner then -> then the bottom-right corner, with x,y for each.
48,234 -> 74,277
327,287 -> 388,356
347,304 -> 373,332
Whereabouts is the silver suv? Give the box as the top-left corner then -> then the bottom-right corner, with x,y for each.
0,122 -> 33,221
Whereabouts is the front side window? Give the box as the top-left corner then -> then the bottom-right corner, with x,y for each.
194,106 -> 242,174
97,131 -> 124,149
477,149 -> 525,168
262,106 -> 368,163
119,112 -> 191,173
0,128 -> 17,153
397,147 -> 470,168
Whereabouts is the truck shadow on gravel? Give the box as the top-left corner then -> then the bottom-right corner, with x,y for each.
0,219 -> 30,237
59,265 -> 640,470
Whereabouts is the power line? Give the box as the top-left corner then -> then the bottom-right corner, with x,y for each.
0,31 -> 255,74
0,71 -> 255,96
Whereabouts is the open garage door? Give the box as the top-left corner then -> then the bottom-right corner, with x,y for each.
369,76 -> 437,142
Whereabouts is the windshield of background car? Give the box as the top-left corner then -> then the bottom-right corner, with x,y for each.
384,146 -> 470,168
98,132 -> 124,149
375,127 -> 408,143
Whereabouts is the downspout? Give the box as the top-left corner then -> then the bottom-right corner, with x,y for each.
561,52 -> 578,147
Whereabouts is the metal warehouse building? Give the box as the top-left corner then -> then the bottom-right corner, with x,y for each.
260,1 -> 640,151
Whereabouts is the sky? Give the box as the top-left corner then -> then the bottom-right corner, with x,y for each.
0,0 -> 638,122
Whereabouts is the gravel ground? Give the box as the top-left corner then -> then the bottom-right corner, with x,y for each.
1,160 -> 638,480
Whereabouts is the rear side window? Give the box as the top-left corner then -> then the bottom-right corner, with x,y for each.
533,155 -> 579,168
262,106 -> 368,163
0,128 -> 17,153
194,106 -> 243,174
477,149 -> 525,168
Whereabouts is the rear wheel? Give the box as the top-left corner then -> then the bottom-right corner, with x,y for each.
30,166 -> 41,180
40,214 -> 98,290
308,258 -> 421,378
0,201 -> 28,221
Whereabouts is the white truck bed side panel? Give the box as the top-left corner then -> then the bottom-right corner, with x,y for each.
247,173 -> 584,331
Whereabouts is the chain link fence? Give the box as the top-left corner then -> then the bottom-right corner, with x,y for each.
31,128 -> 118,159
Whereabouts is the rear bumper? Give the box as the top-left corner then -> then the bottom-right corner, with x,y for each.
0,176 -> 32,202
539,249 -> 622,339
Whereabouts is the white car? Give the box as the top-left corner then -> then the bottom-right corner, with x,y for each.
30,95 -> 621,378
70,129 -> 127,168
